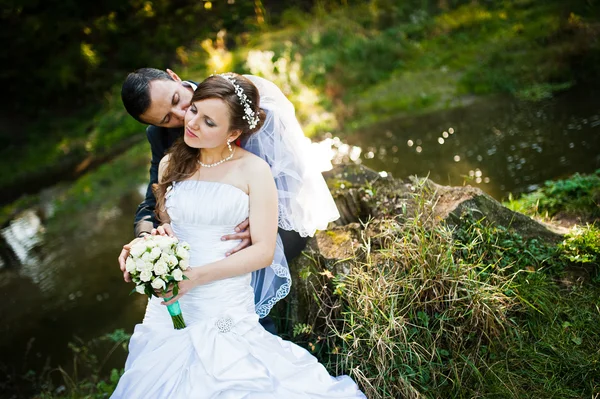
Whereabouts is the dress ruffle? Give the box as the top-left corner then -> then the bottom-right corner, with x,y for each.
113,312 -> 365,398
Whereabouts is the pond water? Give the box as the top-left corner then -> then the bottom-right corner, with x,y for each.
0,86 -> 599,392
345,86 -> 600,200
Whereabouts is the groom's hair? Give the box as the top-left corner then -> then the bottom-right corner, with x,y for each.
121,68 -> 174,123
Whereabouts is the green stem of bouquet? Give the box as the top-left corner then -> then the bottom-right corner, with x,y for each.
170,313 -> 186,330
166,300 -> 186,330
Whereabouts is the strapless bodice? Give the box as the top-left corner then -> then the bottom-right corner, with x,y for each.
143,180 -> 255,325
165,180 -> 249,267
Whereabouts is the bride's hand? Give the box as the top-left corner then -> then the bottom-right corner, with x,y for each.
160,269 -> 196,306
152,223 -> 175,237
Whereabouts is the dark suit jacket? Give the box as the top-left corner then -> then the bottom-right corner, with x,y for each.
134,124 -> 183,237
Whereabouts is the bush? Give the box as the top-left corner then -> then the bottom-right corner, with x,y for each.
505,170 -> 600,220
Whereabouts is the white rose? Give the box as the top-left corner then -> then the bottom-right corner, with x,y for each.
151,278 -> 166,291
149,247 -> 162,261
140,270 -> 152,282
154,260 -> 168,276
141,252 -> 152,262
135,285 -> 146,294
144,261 -> 155,271
145,239 -> 158,248
172,268 -> 184,281
125,257 -> 137,273
181,242 -> 191,250
179,259 -> 189,270
176,246 -> 190,260
157,236 -> 175,251
159,253 -> 170,264
165,254 -> 178,268
135,258 -> 147,272
130,244 -> 146,258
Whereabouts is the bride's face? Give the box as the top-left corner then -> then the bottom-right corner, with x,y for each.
184,98 -> 235,149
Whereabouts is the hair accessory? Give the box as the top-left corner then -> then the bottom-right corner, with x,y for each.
217,73 -> 260,129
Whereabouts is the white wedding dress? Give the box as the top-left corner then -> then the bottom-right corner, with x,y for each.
112,180 -> 366,399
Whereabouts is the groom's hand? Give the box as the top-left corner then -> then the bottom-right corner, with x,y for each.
118,236 -> 145,282
221,218 -> 251,257
152,223 -> 175,237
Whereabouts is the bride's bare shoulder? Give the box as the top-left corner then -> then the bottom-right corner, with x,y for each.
237,148 -> 270,175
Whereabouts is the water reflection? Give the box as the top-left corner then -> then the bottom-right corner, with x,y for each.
343,87 -> 600,199
1,210 -> 44,267
0,144 -> 150,379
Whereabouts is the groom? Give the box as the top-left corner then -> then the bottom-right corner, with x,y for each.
117,68 -> 307,333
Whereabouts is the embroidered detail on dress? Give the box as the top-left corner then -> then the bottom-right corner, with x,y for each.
215,317 -> 234,333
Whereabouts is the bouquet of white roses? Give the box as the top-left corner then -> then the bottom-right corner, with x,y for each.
125,235 -> 191,329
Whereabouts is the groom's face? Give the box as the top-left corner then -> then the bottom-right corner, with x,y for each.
140,79 -> 194,128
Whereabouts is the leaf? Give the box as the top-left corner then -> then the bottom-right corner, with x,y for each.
417,311 -> 429,327
571,336 -> 582,345
437,349 -> 450,357
319,270 -> 334,279
144,285 -> 154,298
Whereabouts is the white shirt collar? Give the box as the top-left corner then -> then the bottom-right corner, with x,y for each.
183,81 -> 197,91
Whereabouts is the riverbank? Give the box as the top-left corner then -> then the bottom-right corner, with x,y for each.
2,0 -> 598,203
20,168 -> 599,398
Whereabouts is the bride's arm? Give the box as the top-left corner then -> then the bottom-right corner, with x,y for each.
163,158 -> 277,304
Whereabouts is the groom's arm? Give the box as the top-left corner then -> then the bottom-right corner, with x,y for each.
134,126 -> 163,237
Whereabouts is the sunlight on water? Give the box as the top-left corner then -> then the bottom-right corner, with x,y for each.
343,88 -> 600,199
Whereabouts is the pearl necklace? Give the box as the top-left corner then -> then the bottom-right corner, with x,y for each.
197,147 -> 236,168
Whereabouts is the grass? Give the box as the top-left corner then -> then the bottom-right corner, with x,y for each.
231,0 -> 600,130
9,330 -> 130,399
0,86 -> 146,192
0,140 -> 150,227
504,169 -> 600,222
286,178 -> 600,398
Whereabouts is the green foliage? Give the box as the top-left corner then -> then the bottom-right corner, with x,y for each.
44,141 -> 149,232
516,81 -> 574,101
297,182 -> 600,398
4,0 -> 599,194
35,330 -> 131,398
293,323 -> 313,337
453,212 -> 560,276
248,0 -> 600,129
481,280 -> 600,398
558,224 -> 600,265
0,87 -> 146,191
505,170 -> 600,220
1,0 -> 259,116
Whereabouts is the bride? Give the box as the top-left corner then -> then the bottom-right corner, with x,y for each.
111,73 -> 366,398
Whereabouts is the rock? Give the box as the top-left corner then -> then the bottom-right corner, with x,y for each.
325,164 -> 566,242
323,164 -> 381,225
422,178 -> 567,242
280,164 -> 568,331
285,224 -> 361,327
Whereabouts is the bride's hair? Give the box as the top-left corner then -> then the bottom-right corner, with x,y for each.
153,73 -> 266,221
